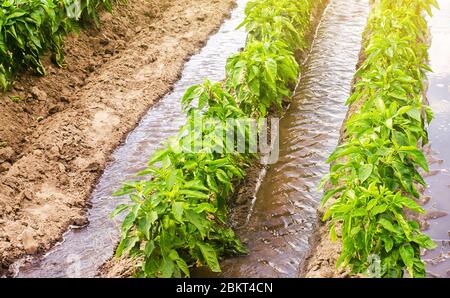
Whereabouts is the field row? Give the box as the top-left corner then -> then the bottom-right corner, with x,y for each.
112,0 -> 317,278
0,0 -> 114,90
321,0 -> 438,277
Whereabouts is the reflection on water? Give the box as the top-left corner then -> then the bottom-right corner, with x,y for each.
13,0 -> 251,278
198,0 -> 369,278
422,0 -> 450,278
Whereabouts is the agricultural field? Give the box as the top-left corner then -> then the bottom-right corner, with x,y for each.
0,0 -> 449,282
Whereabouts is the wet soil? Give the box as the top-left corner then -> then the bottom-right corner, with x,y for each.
0,0 -> 236,275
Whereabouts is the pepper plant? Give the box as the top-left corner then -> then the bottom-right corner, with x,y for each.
321,0 -> 439,278
0,0 -> 115,90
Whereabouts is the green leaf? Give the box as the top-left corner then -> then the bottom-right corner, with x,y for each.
386,118 -> 393,129
184,180 -> 209,191
395,106 -> 412,117
216,169 -> 230,184
371,204 -> 388,216
166,169 -> 180,189
358,164 -> 373,183
144,240 -> 155,256
194,202 -> 217,214
116,236 -> 139,257
110,204 -> 129,218
172,202 -> 184,221
396,196 -> 424,213
321,186 -> 345,206
197,242 -> 221,272
169,250 -> 190,277
352,208 -> 368,217
206,175 -> 219,193
138,211 -> 158,239
375,97 -> 386,114
399,146 -> 429,172
121,207 -> 138,237
112,186 -> 134,197
379,218 -> 399,234
330,224 -> 337,242
264,58 -> 277,83
179,189 -> 209,200
182,85 -> 200,109
148,149 -> 169,165
185,209 -> 208,238
412,234 -> 437,249
406,108 -> 421,122
160,257 -> 175,278
383,235 -> 394,253
366,199 -> 378,211
327,145 -> 359,163
399,244 -> 415,275
388,91 -> 408,101
424,105 -> 434,124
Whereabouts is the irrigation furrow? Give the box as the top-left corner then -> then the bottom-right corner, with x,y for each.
201,0 -> 369,277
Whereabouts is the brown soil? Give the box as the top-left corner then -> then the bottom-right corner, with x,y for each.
99,255 -> 139,278
0,0 -> 236,274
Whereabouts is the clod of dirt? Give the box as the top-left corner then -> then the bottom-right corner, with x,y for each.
418,195 -> 431,205
20,190 -> 34,202
71,216 -> 89,227
59,95 -> 70,103
86,64 -> 96,73
0,162 -> 11,172
48,105 -> 60,116
30,87 -> 47,102
0,147 -> 15,163
21,228 -> 39,255
425,210 -> 448,220
99,38 -> 110,46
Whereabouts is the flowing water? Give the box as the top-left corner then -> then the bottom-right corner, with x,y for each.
198,0 -> 369,277
422,0 -> 450,278
12,0 -> 250,277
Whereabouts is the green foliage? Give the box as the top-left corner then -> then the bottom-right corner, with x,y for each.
0,0 -> 115,90
239,0 -> 311,49
113,0 -> 316,277
113,81 -> 251,277
226,39 -> 299,117
225,0 -> 312,117
321,0 -> 438,278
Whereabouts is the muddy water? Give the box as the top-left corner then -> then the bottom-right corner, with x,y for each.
199,0 -> 369,277
12,0 -> 250,278
422,0 -> 450,278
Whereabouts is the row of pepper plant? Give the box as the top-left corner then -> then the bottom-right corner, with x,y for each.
112,0 -> 317,278
320,0 -> 438,278
0,0 -> 115,90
